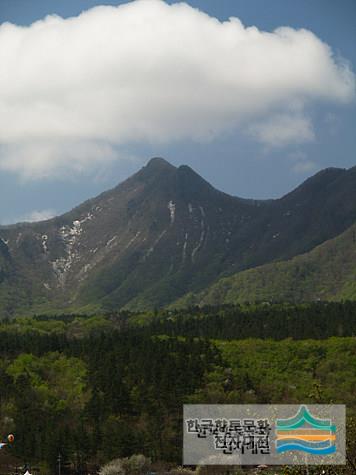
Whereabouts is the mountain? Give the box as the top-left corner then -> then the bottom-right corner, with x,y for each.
0,158 -> 356,316
174,221 -> 356,307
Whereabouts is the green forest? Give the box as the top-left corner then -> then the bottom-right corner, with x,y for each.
0,302 -> 355,475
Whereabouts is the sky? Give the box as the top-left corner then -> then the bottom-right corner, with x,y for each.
0,0 -> 355,224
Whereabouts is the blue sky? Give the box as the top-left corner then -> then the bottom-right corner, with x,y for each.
0,0 -> 355,223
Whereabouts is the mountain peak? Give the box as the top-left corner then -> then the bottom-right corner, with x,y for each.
135,157 -> 177,184
145,157 -> 175,170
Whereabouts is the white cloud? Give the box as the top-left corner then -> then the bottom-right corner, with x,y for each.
0,140 -> 117,179
288,150 -> 318,175
248,114 -> 315,147
292,160 -> 318,174
0,0 -> 354,178
16,209 -> 57,223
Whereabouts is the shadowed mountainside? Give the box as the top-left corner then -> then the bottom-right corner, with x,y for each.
174,221 -> 356,307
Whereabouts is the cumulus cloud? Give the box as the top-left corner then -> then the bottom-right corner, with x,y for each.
0,0 -> 354,178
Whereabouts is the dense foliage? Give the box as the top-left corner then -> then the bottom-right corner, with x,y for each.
148,301 -> 356,340
0,303 -> 354,474
0,324 -> 221,472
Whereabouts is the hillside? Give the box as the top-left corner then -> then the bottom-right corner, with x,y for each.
1,159 -> 356,315
175,221 -> 356,307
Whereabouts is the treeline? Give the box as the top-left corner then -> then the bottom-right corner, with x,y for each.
2,301 -> 356,342
147,301 -> 356,340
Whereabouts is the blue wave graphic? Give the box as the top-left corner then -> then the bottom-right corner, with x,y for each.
276,444 -> 336,455
276,439 -> 332,449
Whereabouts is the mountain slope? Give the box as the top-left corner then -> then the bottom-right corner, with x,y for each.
0,158 -> 356,315
174,222 -> 356,307
0,157 -> 261,314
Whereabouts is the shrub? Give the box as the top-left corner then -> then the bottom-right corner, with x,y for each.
99,458 -> 125,475
122,454 -> 151,474
99,454 -> 151,475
